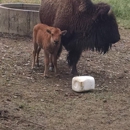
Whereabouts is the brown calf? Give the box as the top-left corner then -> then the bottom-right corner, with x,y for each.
32,23 -> 67,77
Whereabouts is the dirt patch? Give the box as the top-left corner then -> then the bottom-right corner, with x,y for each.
0,28 -> 130,130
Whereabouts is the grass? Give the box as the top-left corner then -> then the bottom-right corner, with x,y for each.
93,0 -> 130,28
0,0 -> 39,4
0,0 -> 130,28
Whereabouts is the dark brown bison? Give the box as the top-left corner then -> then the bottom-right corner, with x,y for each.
39,0 -> 120,75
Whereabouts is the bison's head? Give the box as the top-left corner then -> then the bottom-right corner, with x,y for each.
86,3 -> 120,53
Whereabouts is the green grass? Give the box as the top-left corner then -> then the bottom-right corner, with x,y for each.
93,0 -> 130,28
0,0 -> 130,28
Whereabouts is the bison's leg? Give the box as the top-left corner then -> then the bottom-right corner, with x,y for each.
67,50 -> 82,75
36,46 -> 41,67
44,50 -> 49,77
71,64 -> 78,75
32,43 -> 38,69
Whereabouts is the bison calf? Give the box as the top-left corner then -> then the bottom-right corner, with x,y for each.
32,23 -> 67,77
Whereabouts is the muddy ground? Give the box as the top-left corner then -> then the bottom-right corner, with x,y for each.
0,27 -> 130,130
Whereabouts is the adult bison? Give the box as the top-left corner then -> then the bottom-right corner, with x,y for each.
39,0 -> 120,75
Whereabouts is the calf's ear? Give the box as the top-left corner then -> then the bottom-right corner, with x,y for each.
61,30 -> 67,36
46,29 -> 51,34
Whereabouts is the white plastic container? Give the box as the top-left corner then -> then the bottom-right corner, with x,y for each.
72,76 -> 95,92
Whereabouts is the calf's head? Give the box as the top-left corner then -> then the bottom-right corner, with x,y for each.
46,27 -> 67,45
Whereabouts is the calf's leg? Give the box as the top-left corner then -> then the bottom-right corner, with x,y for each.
44,50 -> 49,77
36,46 -> 41,67
32,43 -> 38,69
49,54 -> 54,71
52,54 -> 58,75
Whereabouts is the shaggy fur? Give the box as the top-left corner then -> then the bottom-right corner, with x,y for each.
39,0 -> 120,75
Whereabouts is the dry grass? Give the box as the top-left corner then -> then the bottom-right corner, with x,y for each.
0,0 -> 39,4
0,1 -> 130,130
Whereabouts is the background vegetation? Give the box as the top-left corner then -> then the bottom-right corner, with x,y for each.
94,0 -> 130,28
0,0 -> 130,28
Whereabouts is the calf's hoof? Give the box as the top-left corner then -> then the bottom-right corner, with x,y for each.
44,74 -> 50,78
31,65 -> 35,69
55,74 -> 60,78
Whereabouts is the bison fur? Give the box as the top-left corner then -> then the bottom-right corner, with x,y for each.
39,0 -> 120,75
